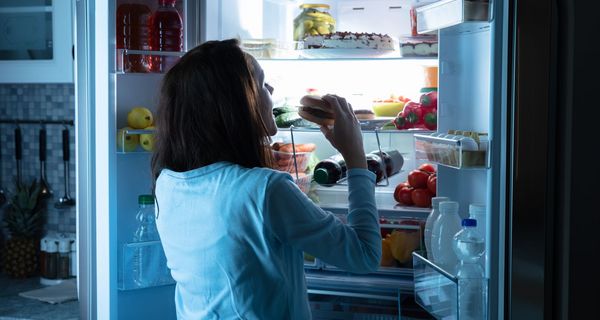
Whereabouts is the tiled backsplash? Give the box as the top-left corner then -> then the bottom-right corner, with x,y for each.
0,84 -> 76,235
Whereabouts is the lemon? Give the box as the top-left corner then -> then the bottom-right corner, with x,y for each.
127,107 -> 153,129
139,126 -> 155,152
117,126 -> 139,152
387,229 -> 421,264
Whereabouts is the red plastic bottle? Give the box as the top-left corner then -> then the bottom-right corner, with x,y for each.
116,3 -> 152,73
150,0 -> 183,72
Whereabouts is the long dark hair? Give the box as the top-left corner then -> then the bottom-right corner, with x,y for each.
151,39 -> 273,183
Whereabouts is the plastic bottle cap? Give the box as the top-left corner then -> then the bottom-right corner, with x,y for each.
314,168 -> 330,185
431,197 -> 450,209
469,203 -> 486,215
419,87 -> 438,93
439,201 -> 459,213
58,239 -> 71,253
71,241 -> 77,251
138,194 -> 155,205
46,240 -> 58,253
462,218 -> 477,227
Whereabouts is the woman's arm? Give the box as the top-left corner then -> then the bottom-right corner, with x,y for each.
263,169 -> 381,274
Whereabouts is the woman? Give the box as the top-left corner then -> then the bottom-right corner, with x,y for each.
152,39 -> 381,319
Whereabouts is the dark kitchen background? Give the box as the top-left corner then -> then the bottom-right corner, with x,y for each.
0,84 -> 76,237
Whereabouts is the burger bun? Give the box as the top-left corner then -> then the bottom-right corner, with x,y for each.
298,95 -> 335,126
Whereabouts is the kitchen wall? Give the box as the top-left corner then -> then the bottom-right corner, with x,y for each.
0,84 -> 76,236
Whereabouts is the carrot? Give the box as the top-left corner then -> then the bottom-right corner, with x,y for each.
278,143 -> 316,153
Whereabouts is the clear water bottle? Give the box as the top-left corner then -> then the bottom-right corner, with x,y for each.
469,203 -> 487,273
430,201 -> 461,274
424,196 -> 449,262
132,194 -> 159,287
453,218 -> 487,320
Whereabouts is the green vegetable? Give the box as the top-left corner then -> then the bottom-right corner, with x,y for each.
275,112 -> 314,128
273,105 -> 298,117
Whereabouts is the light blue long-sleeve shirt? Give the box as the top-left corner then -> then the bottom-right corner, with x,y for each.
155,161 -> 381,319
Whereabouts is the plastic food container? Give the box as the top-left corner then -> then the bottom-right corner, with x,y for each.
293,4 -> 336,41
272,150 -> 313,174
240,39 -> 275,59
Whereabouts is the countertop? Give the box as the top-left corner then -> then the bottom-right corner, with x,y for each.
0,274 -> 79,320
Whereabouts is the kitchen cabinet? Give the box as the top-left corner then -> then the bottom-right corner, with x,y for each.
0,0 -> 74,83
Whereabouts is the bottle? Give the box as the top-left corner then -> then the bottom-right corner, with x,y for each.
45,240 -> 58,280
39,238 -> 48,278
150,0 -> 183,73
132,194 -> 160,287
70,241 -> 77,277
369,149 -> 404,178
453,218 -> 487,320
468,203 -> 487,271
430,201 -> 461,274
116,2 -> 152,72
365,153 -> 385,182
313,154 -> 347,186
424,196 -> 449,262
57,239 -> 71,279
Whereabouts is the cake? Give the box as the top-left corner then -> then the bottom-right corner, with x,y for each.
303,32 -> 395,50
399,36 -> 438,57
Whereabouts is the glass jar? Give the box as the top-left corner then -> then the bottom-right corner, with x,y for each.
293,4 -> 336,41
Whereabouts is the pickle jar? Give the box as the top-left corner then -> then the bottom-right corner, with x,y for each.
293,4 -> 336,41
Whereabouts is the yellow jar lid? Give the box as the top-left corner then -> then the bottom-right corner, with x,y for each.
300,4 -> 330,9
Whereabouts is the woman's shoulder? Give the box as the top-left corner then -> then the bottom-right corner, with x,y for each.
246,166 -> 294,184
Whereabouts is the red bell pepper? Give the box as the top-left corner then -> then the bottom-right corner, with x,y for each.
419,91 -> 438,109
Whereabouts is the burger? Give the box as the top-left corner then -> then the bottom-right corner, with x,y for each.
298,95 -> 335,126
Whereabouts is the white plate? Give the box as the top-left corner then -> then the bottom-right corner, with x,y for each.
298,48 -> 401,59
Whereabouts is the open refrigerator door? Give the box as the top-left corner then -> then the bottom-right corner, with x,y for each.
90,0 -> 509,319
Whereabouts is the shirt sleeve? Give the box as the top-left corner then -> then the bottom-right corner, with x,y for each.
263,169 -> 381,274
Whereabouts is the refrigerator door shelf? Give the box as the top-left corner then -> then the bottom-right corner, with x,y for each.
412,251 -> 489,319
415,0 -> 490,34
117,128 -> 154,154
414,133 -> 490,169
412,251 -> 458,319
118,240 -> 175,291
116,49 -> 185,74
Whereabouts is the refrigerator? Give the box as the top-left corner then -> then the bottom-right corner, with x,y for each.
73,0 -> 573,318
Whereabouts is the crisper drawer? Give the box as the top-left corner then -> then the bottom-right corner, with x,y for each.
306,270 -> 431,319
319,215 -> 424,276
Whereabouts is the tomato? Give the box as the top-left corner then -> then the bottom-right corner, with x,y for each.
411,188 -> 434,208
418,163 -> 436,174
408,170 -> 429,189
427,173 -> 437,195
394,184 -> 414,205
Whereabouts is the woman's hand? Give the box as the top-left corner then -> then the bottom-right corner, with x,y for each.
320,94 -> 367,170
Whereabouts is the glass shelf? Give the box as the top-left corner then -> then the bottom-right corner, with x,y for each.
278,125 -> 433,135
